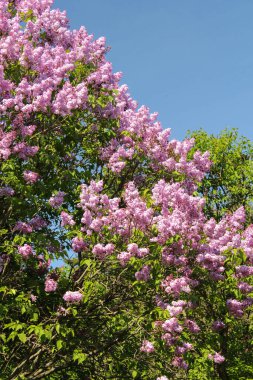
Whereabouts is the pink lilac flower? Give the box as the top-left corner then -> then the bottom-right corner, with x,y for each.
208,352 -> 225,364
71,237 -> 87,252
23,170 -> 39,184
212,320 -> 226,332
155,295 -> 168,310
167,304 -> 184,317
14,222 -> 33,234
105,243 -> 115,254
137,247 -> 149,257
127,243 -> 149,257
242,297 -> 253,307
63,291 -> 83,303
235,265 -> 253,278
0,186 -> 15,196
185,319 -> 200,333
0,129 -> 16,159
92,243 -> 114,259
157,377 -> 168,380
182,342 -> 193,351
13,143 -> 39,159
164,276 -> 191,296
57,306 -> 69,316
29,216 -> 47,230
49,191 -> 65,208
135,265 -> 150,281
92,243 -> 106,259
127,243 -> 139,255
21,124 -> 37,137
230,206 -> 245,227
227,299 -> 245,318
161,332 -> 178,346
60,211 -> 75,227
18,244 -> 33,258
162,318 -> 183,333
45,278 -> 58,292
30,294 -> 37,302
238,282 -> 253,294
140,340 -> 155,353
172,356 -> 188,369
117,251 -> 132,266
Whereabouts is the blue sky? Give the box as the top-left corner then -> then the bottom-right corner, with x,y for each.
54,0 -> 253,141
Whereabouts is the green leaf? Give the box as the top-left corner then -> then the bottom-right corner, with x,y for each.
56,339 -> 63,350
31,313 -> 38,322
73,350 -> 87,364
18,333 -> 27,343
55,324 -> 60,334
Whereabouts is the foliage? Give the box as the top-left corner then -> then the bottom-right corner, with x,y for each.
188,128 -> 253,222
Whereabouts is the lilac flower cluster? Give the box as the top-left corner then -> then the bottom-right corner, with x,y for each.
60,211 -> 75,227
45,277 -> 58,292
18,244 -> 33,259
0,186 -> 15,196
23,170 -> 39,184
63,291 -> 83,303
140,340 -> 155,353
14,216 -> 47,233
92,243 -> 115,260
135,265 -> 150,281
49,191 -> 65,209
208,352 -> 225,364
71,237 -> 87,252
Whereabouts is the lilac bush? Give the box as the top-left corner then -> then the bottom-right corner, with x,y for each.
0,1 -> 253,379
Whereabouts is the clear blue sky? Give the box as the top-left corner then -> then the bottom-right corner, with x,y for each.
54,0 -> 253,141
